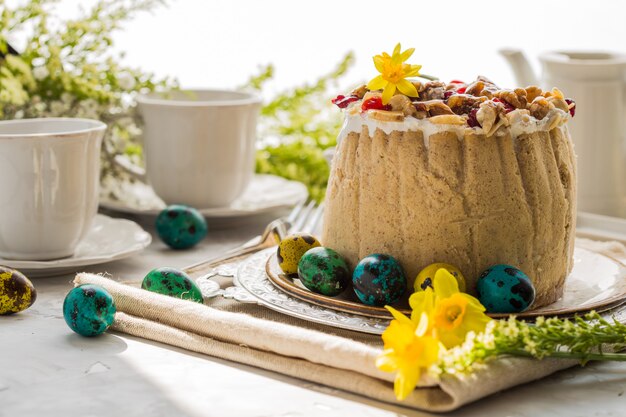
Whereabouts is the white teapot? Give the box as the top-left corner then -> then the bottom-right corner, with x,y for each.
500,49 -> 626,217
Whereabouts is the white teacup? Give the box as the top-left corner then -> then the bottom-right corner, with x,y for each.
136,89 -> 262,208
0,118 -> 105,260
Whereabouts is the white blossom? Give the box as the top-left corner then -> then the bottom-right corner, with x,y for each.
49,100 -> 68,115
33,66 -> 49,80
61,92 -> 74,104
117,72 -> 136,90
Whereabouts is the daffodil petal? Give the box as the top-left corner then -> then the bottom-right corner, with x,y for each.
438,330 -> 465,349
373,55 -> 385,73
382,82 -> 396,104
367,75 -> 387,91
382,320 -> 415,350
394,366 -> 421,401
415,311 -> 430,337
385,305 -> 413,325
400,47 -> 415,62
393,43 -> 402,56
465,294 -> 488,312
420,335 -> 441,364
409,288 -> 435,322
434,268 -> 459,299
396,79 -> 418,97
375,349 -> 399,373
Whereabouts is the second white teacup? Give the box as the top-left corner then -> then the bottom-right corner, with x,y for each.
0,118 -> 105,260
137,89 -> 262,208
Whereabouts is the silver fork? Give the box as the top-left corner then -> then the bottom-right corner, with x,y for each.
186,198 -> 322,278
190,198 -> 322,300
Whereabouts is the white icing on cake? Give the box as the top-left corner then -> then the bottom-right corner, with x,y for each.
337,105 -> 571,147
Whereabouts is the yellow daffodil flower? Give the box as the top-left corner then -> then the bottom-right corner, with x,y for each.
376,306 -> 440,400
367,43 -> 422,104
410,268 -> 491,349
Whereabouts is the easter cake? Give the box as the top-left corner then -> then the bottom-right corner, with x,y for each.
322,45 -> 577,309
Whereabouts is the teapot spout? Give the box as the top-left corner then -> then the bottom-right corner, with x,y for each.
499,48 -> 539,87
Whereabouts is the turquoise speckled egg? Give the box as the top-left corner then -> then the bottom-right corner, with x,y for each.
141,267 -> 203,303
277,233 -> 322,275
297,247 -> 350,296
353,254 -> 407,307
155,205 -> 208,249
476,265 -> 536,313
63,284 -> 116,337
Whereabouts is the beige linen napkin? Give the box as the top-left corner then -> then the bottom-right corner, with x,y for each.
73,238 -> 625,412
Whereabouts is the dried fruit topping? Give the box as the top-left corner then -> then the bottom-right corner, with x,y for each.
467,108 -> 479,128
449,79 -> 465,85
361,96 -> 391,112
456,86 -> 467,94
565,98 -> 576,117
332,94 -> 359,109
443,90 -> 456,100
493,98 -> 515,113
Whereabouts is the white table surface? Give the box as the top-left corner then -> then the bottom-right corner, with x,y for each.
2,212 -> 626,417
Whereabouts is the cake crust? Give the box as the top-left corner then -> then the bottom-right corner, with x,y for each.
322,124 -> 576,308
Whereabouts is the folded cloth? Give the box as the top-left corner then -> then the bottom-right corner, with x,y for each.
73,238 -> 625,412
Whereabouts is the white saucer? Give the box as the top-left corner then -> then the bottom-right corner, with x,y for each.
99,174 -> 308,218
0,214 -> 152,278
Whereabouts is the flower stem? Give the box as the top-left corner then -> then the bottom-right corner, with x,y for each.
506,349 -> 626,362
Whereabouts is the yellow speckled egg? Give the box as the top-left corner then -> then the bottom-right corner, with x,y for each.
0,266 -> 37,315
414,263 -> 466,293
277,233 -> 321,274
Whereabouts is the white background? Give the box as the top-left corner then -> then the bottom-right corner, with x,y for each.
28,0 -> 626,95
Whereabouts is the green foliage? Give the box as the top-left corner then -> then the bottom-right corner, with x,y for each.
0,0 -> 355,202
0,0 -> 175,188
244,53 -> 355,201
438,312 -> 626,376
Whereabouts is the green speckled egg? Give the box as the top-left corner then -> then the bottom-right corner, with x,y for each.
297,247 -> 350,296
142,267 -> 203,303
476,265 -> 536,313
414,263 -> 466,293
63,284 -> 116,337
155,205 -> 208,249
0,266 -> 36,315
277,233 -> 321,274
353,254 -> 407,306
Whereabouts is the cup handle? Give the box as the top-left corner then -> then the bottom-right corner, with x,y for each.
112,154 -> 147,182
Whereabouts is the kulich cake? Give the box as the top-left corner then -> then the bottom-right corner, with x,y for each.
323,45 -> 576,308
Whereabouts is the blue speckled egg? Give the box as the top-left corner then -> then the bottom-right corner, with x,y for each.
352,254 -> 407,306
476,265 -> 536,313
63,284 -> 116,337
155,205 -> 208,249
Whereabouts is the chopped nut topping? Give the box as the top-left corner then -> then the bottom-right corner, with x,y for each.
368,110 -> 405,122
495,89 -> 527,109
529,97 -> 554,120
447,94 -> 487,115
332,75 -> 575,128
388,94 -> 417,117
525,86 -> 543,103
351,85 -> 368,99
429,114 -> 467,125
